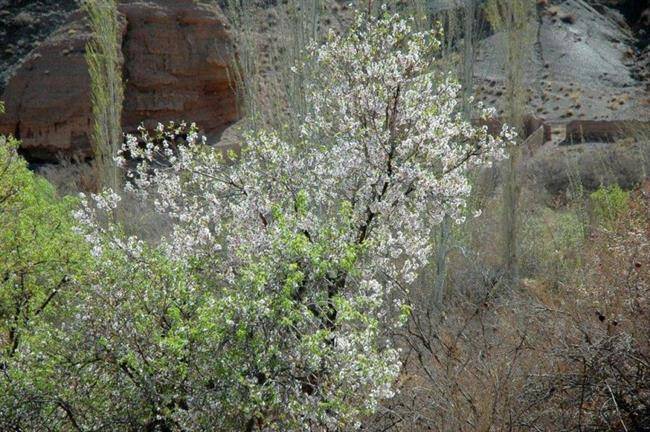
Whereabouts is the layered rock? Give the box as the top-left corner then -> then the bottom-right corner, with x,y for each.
0,0 -> 239,162
119,1 -> 238,135
0,13 -> 95,161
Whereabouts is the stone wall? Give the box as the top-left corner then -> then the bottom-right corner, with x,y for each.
477,114 -> 552,142
564,120 -> 650,144
522,125 -> 545,157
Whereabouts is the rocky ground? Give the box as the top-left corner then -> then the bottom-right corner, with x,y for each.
475,0 -> 649,126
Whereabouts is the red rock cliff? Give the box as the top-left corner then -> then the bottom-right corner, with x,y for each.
0,0 -> 239,162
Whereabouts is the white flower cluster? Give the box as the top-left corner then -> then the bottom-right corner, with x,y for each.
73,10 -> 510,431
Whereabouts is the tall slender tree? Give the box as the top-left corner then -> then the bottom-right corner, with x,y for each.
84,0 -> 124,191
486,0 -> 536,285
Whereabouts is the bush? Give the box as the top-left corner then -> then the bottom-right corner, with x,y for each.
535,192 -> 650,431
0,137 -> 86,357
0,136 -> 89,430
590,184 -> 630,228
367,185 -> 650,432
519,206 -> 586,284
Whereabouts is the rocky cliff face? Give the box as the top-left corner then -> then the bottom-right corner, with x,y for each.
0,0 -> 239,163
120,1 -> 237,136
0,9 -> 94,161
0,0 -> 647,165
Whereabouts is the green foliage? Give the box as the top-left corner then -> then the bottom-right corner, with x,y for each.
2,243 -> 189,430
590,184 -> 630,228
519,206 -> 586,285
0,200 -> 391,430
0,137 -> 87,357
0,136 -> 90,429
84,0 -> 124,190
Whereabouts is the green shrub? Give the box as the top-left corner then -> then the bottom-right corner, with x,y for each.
519,206 -> 586,285
0,136 -> 90,428
0,136 -> 87,357
590,184 -> 629,228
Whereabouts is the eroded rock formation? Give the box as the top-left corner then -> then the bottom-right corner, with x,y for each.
0,10 -> 93,162
0,0 -> 239,163
119,1 -> 238,136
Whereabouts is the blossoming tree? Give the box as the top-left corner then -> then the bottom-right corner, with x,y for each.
2,10 -> 510,432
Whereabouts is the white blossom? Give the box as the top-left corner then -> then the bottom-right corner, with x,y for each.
71,10 -> 510,431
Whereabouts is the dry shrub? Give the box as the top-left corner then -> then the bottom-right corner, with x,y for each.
38,158 -> 99,194
366,183 -> 649,431
529,140 -> 650,196
538,186 -> 650,431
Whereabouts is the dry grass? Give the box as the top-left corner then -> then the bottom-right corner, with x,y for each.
365,181 -> 650,432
